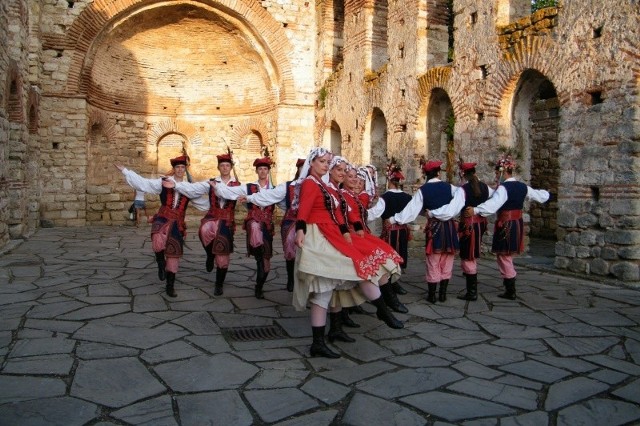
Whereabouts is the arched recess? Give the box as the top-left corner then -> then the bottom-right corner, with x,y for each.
156,132 -> 189,177
6,62 -> 23,123
363,108 -> 387,185
323,120 -> 342,154
510,69 -> 559,240
237,130 -> 267,185
426,88 -> 454,171
63,0 -> 297,104
27,86 -> 40,134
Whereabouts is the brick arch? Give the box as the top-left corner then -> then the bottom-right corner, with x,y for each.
485,36 -> 569,120
87,107 -> 118,141
63,0 -> 296,103
148,118 -> 203,155
229,117 -> 273,151
417,66 -> 467,120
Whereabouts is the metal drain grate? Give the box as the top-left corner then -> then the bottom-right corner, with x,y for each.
222,325 -> 288,342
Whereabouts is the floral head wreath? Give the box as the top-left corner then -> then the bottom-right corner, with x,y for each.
490,148 -> 520,186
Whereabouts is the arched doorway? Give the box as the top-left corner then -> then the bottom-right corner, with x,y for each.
426,88 -> 454,180
511,69 -> 559,243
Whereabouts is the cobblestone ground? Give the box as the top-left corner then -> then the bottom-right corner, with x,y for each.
0,226 -> 639,425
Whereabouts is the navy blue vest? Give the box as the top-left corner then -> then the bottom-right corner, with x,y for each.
462,182 -> 490,208
500,181 -> 528,211
380,191 -> 413,219
420,181 -> 453,210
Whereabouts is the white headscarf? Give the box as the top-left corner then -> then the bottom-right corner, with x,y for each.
364,164 -> 377,198
292,147 -> 331,211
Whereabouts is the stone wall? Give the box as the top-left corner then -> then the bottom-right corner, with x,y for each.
318,0 -> 640,281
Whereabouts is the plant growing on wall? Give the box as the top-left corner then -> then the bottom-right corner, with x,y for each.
532,0 -> 557,12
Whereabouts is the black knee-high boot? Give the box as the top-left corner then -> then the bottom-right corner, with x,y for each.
391,281 -> 408,295
155,251 -> 166,281
341,309 -> 360,328
285,259 -> 295,292
498,277 -> 517,300
371,297 -> 404,329
165,272 -> 177,297
310,326 -> 340,358
426,283 -> 437,303
255,254 -> 266,299
214,268 -> 227,296
205,243 -> 214,272
327,312 -> 355,343
458,273 -> 478,301
381,284 -> 409,313
438,279 -> 449,302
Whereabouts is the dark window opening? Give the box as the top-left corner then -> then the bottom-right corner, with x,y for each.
476,112 -> 484,122
591,186 -> 600,201
593,25 -> 603,39
471,12 -> 477,25
590,91 -> 603,105
480,65 -> 488,79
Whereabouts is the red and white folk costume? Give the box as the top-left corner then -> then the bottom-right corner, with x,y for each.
119,155 -> 193,298
244,158 -> 305,292
214,156 -> 276,299
174,153 -> 240,296
293,149 -> 404,359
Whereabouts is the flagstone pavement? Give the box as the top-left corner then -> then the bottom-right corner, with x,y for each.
0,226 -> 639,425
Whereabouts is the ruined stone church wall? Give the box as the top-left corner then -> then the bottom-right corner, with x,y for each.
319,0 -> 640,281
31,0 -> 319,227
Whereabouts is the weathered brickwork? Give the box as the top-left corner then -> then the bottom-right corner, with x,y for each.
0,0 -> 638,281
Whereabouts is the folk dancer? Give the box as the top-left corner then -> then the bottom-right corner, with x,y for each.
214,156 -> 276,299
293,149 -> 404,358
368,163 -> 413,295
174,153 -> 241,296
115,155 -> 195,297
388,160 -> 460,303
464,153 -> 549,300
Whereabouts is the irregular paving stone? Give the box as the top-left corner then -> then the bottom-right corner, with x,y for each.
244,388 -> 319,423
491,338 -> 548,354
499,360 -> 571,383
545,377 -> 609,410
421,328 -> 491,348
557,398 -> 640,426
0,396 -> 100,426
111,395 -> 177,426
246,368 -> 308,389
58,304 -> 131,321
3,354 -> 74,375
357,367 -> 463,399
389,353 -> 451,368
141,341 -> 204,364
23,319 -> 84,334
154,354 -> 259,392
332,338 -> 393,362
132,294 -> 169,312
9,337 -> 76,357
73,322 -> 188,349
272,409 -> 339,426
171,311 -> 220,335
546,322 -> 614,337
76,342 -> 140,359
0,376 -> 67,404
319,361 -> 395,385
26,301 -> 88,319
495,374 -> 544,391
480,323 -> 558,339
379,337 -> 431,355
448,377 -> 539,410
544,336 -> 620,356
452,360 -> 502,379
401,391 -> 516,421
177,391 -> 252,426
587,369 -> 629,384
71,357 -> 166,408
453,343 -> 525,366
186,335 -> 231,354
343,393 -> 426,426
612,377 -> 640,404
565,309 -> 636,327
500,410 -> 550,426
235,348 -> 300,362
529,355 -> 598,373
582,354 -> 640,375
301,377 -> 350,405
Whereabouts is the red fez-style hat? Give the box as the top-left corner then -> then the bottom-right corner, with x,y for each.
296,158 -> 305,167
389,170 -> 405,182
170,155 -> 189,167
422,160 -> 443,173
253,157 -> 272,168
217,154 -> 233,164
460,162 -> 477,172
